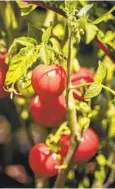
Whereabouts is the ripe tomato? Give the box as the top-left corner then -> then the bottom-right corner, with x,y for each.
0,64 -> 8,87
31,64 -> 67,97
29,143 -> 61,177
0,86 -> 9,98
71,67 -> 94,100
0,50 -> 7,65
30,94 -> 66,127
59,128 -> 99,163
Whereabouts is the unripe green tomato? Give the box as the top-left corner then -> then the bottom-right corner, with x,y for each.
17,81 -> 34,98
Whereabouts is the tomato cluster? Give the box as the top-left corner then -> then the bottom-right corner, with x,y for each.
0,50 -> 8,98
29,128 -> 99,177
30,64 -> 67,127
29,65 -> 99,177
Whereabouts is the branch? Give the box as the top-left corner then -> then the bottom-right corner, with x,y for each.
95,38 -> 115,63
25,1 -> 66,17
27,1 -> 115,63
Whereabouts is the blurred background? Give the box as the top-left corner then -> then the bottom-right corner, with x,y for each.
0,1 -> 115,188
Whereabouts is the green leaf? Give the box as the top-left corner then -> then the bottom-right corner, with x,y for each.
85,23 -> 98,44
17,1 -> 37,16
42,27 -> 52,43
14,37 -> 37,47
84,83 -> 102,99
6,46 -> 40,85
39,43 -> 49,64
8,37 -> 37,59
77,4 -> 93,17
93,5 -> 115,24
95,61 -> 106,83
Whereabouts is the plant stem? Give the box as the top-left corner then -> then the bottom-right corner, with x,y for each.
53,21 -> 80,189
102,84 -> 115,96
95,38 -> 115,63
70,82 -> 92,89
26,1 -> 66,17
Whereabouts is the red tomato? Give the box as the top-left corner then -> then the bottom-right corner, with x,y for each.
0,51 -> 7,65
29,143 -> 61,177
0,64 -> 8,87
71,67 -> 94,100
0,86 -> 9,98
59,128 -> 99,163
31,64 -> 67,97
30,94 -> 66,127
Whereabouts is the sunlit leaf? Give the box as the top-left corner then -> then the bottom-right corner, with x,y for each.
85,23 -> 98,44
17,1 -> 37,16
39,43 -> 49,64
6,46 -> 40,85
93,5 -> 115,24
42,26 -> 52,43
77,4 -> 93,17
85,83 -> 102,99
8,37 -> 37,59
95,61 -> 106,83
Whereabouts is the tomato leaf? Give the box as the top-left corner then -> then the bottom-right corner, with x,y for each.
77,4 -> 93,17
6,45 -> 40,85
84,83 -> 103,99
39,44 -> 49,65
85,23 -> 98,44
95,61 -> 106,83
42,27 -> 52,43
16,1 -> 37,16
93,5 -> 115,24
8,37 -> 37,60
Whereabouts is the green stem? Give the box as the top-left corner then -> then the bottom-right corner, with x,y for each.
70,82 -> 92,89
102,84 -> 115,96
53,22 -> 80,189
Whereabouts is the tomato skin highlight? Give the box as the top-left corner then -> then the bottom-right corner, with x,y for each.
31,64 -> 67,97
59,128 -> 99,163
30,94 -> 66,127
29,143 -> 61,177
71,67 -> 94,100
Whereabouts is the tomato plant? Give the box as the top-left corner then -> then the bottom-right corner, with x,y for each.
0,1 -> 115,188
